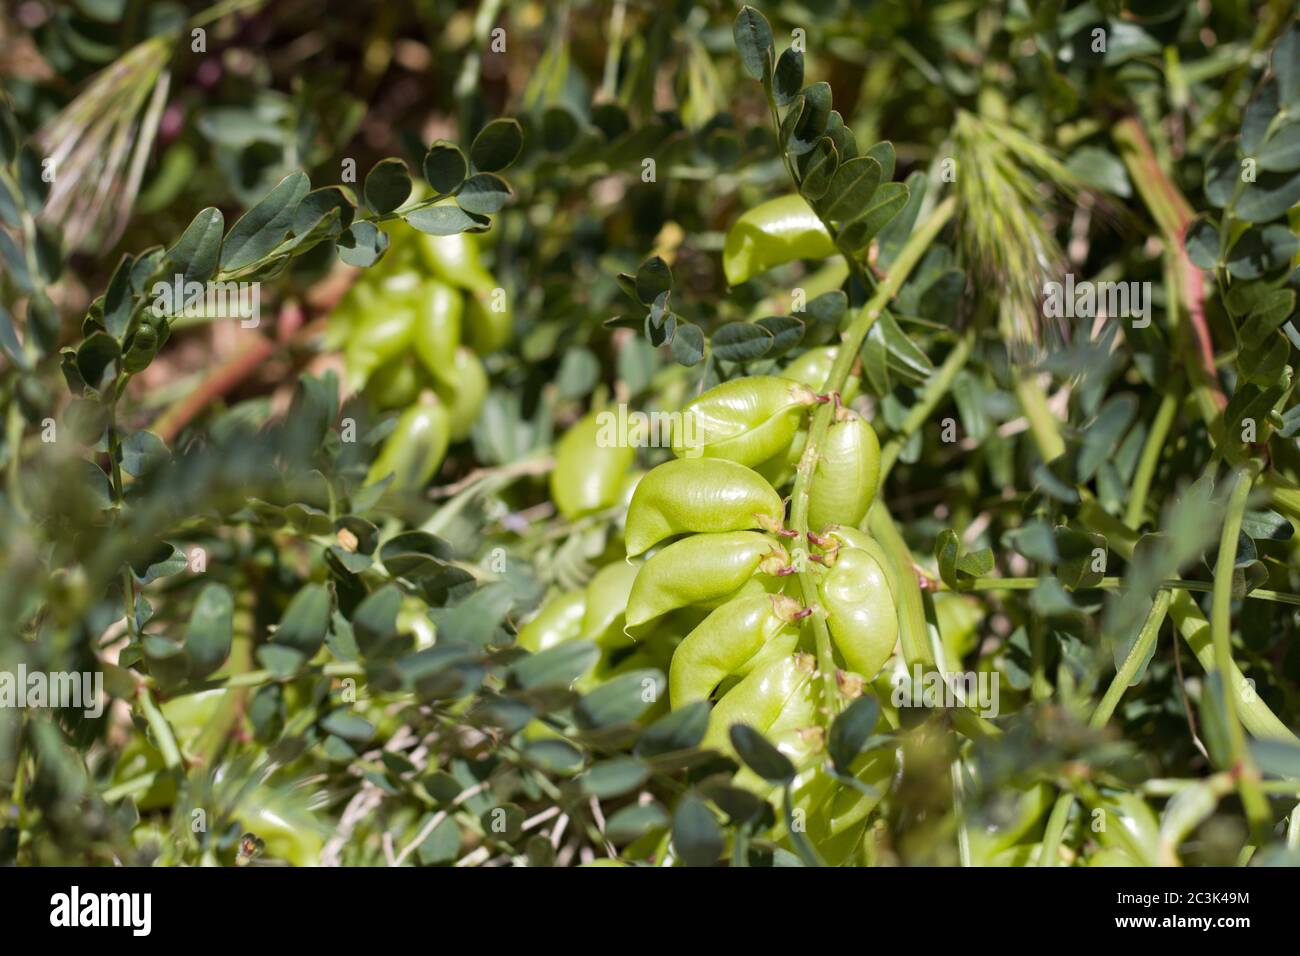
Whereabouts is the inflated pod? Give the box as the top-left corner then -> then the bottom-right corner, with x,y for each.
803,749 -> 896,864
581,561 -> 641,648
344,306 -> 416,387
699,653 -> 819,772
365,357 -> 426,411
819,525 -> 906,615
624,458 -> 785,557
722,194 -> 836,286
823,524 -> 878,556
412,280 -> 463,386
416,231 -> 496,293
372,226 -> 422,277
819,545 -> 898,680
550,409 -> 637,520
624,530 -> 778,629
434,346 -> 488,440
821,526 -> 897,583
752,353 -> 865,488
466,287 -> 513,355
752,426 -> 805,489
516,589 -> 587,653
672,376 -> 814,467
615,468 -> 644,518
326,283 -> 370,350
365,395 -> 451,492
807,407 -> 881,533
782,346 -> 861,402
668,588 -> 803,707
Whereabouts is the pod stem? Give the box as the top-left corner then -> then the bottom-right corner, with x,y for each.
770,593 -> 812,624
1211,462 -> 1272,844
755,513 -> 799,537
759,548 -> 797,576
787,197 -> 957,720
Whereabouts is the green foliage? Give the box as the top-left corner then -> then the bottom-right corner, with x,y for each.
2,0 -> 1300,871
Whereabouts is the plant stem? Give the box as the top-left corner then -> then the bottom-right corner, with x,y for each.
188,0 -> 265,30
1013,373 -> 1065,463
757,75 -> 958,719
102,769 -> 161,803
137,684 -> 183,771
106,401 -> 139,642
1112,116 -> 1225,416
944,574 -> 1300,607
1211,463 -> 1272,842
170,660 -> 364,695
1036,588 -> 1173,866
1094,590 -> 1174,730
5,403 -> 25,515
787,446 -> 840,716
600,1 -> 627,101
867,503 -> 1000,739
1124,387 -> 1179,529
787,197 -> 957,716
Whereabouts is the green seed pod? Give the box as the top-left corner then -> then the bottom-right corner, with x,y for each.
372,227 -> 422,278
789,745 -> 896,864
673,375 -> 813,467
416,231 -> 496,293
624,458 -> 786,557
466,286 -> 513,354
412,279 -> 464,386
434,346 -> 488,440
822,524 -> 877,555
550,409 -> 636,520
807,407 -> 881,533
669,588 -> 804,707
819,546 -> 898,679
123,319 -> 163,374
782,346 -> 861,402
817,525 -> 904,615
366,357 -> 425,411
751,432 -> 799,490
365,395 -> 451,492
344,305 -> 416,388
581,561 -> 641,648
699,652 -> 819,770
625,530 -> 778,629
516,589 -> 587,653
723,194 -> 835,286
